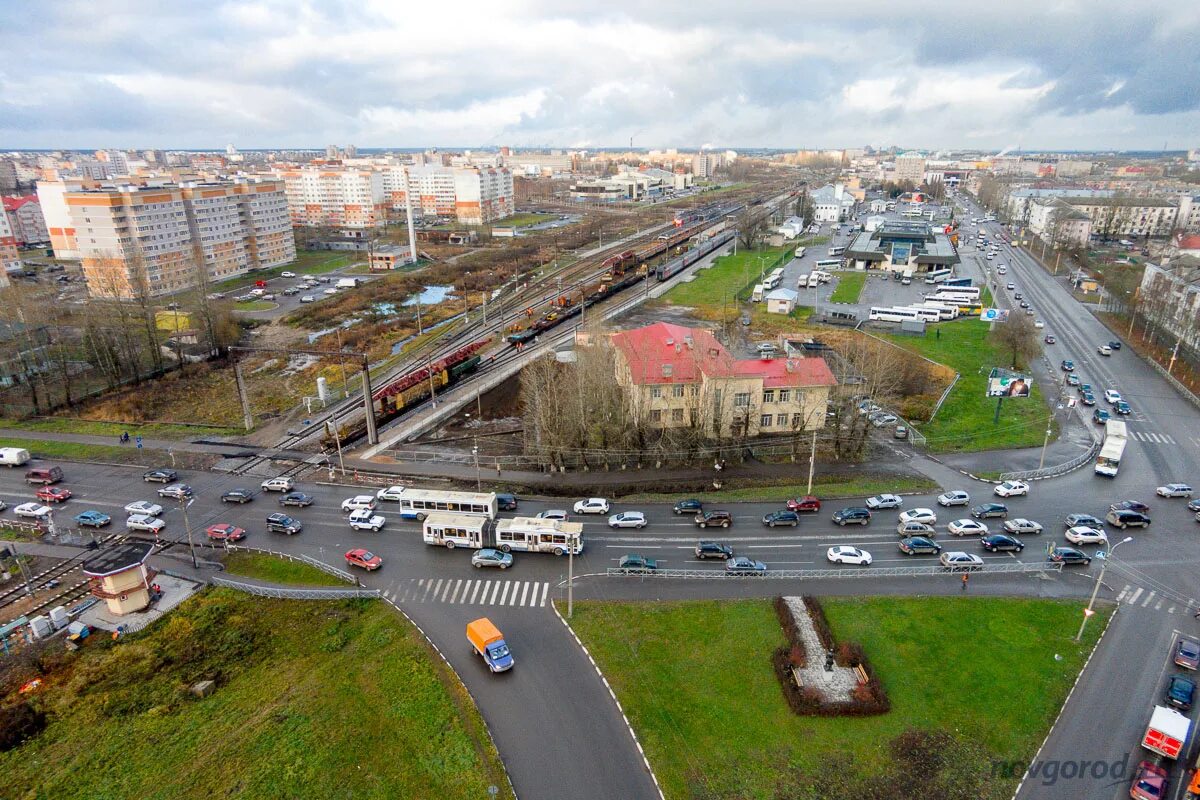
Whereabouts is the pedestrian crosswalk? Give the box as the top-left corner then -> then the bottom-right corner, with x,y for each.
1131,431 -> 1176,444
383,578 -> 552,608
1115,584 -> 1194,615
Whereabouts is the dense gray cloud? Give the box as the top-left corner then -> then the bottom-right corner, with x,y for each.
0,0 -> 1196,150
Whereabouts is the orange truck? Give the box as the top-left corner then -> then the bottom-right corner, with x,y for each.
467,617 -> 513,673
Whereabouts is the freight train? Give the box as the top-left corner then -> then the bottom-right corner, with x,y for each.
654,227 -> 737,281
321,338 -> 490,449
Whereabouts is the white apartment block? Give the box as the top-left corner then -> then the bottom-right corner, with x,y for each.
272,166 -> 386,228
381,164 -> 513,225
0,211 -> 19,281
2,196 -> 50,244
36,179 -> 87,259
1060,196 -> 1179,239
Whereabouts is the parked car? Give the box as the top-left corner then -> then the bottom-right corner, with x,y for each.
898,536 -> 941,555
127,514 -> 165,533
1175,638 -> 1200,670
762,510 -> 800,528
1156,484 -> 1193,498
472,549 -> 513,569
832,507 -> 872,526
124,500 -> 163,517
936,490 -> 970,507
143,468 -> 178,483
673,498 -> 703,515
266,513 -> 303,535
608,511 -> 647,529
260,477 -> 294,492
1105,509 -> 1150,529
300,295 -> 316,303
893,424 -> 909,440
726,556 -> 767,575
971,503 -> 1008,519
279,492 -> 314,507
827,546 -> 873,565
14,503 -> 51,519
1003,518 -> 1043,536
221,488 -> 254,504
695,510 -> 733,528
573,498 -> 610,515
348,510 -> 386,531
1166,674 -> 1196,711
786,496 -> 821,513
35,486 -> 71,503
618,554 -> 658,573
1048,547 -> 1091,566
535,509 -> 569,521
981,534 -> 1024,552
1108,340 -> 1122,350
898,508 -> 936,525
73,510 -> 111,527
341,495 -> 377,513
993,480 -> 1029,498
1188,498 -> 1200,513
158,483 -> 193,500
865,494 -> 903,510
939,551 -> 984,571
948,518 -> 989,536
1129,760 -> 1168,800
1097,344 -> 1112,356
345,549 -> 382,571
205,523 -> 246,542
695,541 -> 733,560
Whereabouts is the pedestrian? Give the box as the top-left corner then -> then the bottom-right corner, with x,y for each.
936,328 -> 941,340
961,573 -> 969,591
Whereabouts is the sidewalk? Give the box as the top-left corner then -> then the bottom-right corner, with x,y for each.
0,427 -> 321,463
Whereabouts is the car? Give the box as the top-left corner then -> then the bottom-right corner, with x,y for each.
948,518 -> 989,536
1097,344 -> 1112,356
971,503 -> 1008,519
1065,526 -> 1108,545
695,541 -> 734,560
1167,674 -> 1197,711
282,287 -> 299,296
726,556 -> 767,575
573,498 -> 610,515
281,271 -> 296,278
532,510 -> 567,523
1106,340 -> 1122,351
993,480 -> 1029,498
1003,518 -> 1043,536
341,495 -> 377,513
1110,500 -> 1151,514
762,510 -> 801,528
345,548 -> 382,571
608,511 -> 647,529
1064,513 -> 1104,529
35,486 -> 71,503
1080,392 -> 1096,406
673,498 -> 703,515
937,490 -> 971,507
1048,546 -> 1091,566
981,534 -> 1024,552
1066,374 -> 1081,387
939,551 -> 984,571
1129,760 -> 1168,800
893,424 -> 909,440
1013,292 -> 1022,300
124,500 -> 163,517
898,508 -> 937,525
158,483 -> 193,500
73,510 -> 111,527
205,523 -> 246,542
898,536 -> 941,555
14,502 -> 51,519
1060,360 -> 1075,372
496,493 -> 519,511
618,554 -> 658,573
300,295 -> 316,303
221,488 -> 254,504
1018,301 -> 1029,309
1114,400 -> 1131,415
865,494 -> 903,510
260,477 -> 295,492
870,413 -> 898,427
127,514 -> 165,533
375,485 -> 406,501
323,288 -> 338,295
1157,484 -> 1193,498
1033,320 -> 1045,329
472,549 -> 513,569
896,521 -> 936,537
1079,383 -> 1093,395
1176,638 -> 1200,670
1092,408 -> 1109,424
1006,283 -> 1016,290
1188,497 -> 1200,513
142,468 -> 178,483
279,492 -> 314,507
1104,389 -> 1122,405
832,507 -> 872,526
348,510 -> 386,531
827,546 -> 873,566
266,513 -> 303,535
695,510 -> 733,528
1105,509 -> 1150,529
786,495 -> 821,513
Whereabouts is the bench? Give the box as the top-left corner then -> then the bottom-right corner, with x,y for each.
790,666 -> 804,688
853,665 -> 869,685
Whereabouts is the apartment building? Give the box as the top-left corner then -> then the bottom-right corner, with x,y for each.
64,179 -> 294,298
380,164 -> 514,225
1137,257 -> 1200,358
2,196 -> 49,244
610,322 -> 836,438
272,166 -> 387,228
1027,198 -> 1093,247
37,179 -> 87,259
0,212 -> 19,282
0,160 -> 17,192
1060,196 -> 1179,239
893,152 -> 926,184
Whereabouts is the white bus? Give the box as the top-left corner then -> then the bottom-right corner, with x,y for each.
929,286 -> 981,301
828,246 -> 847,256
392,488 -> 499,521
422,512 -> 491,549
869,306 -> 925,323
897,306 -> 942,323
794,245 -> 807,258
921,301 -> 960,320
901,208 -> 924,218
814,258 -> 841,269
923,268 -> 953,284
763,268 -> 785,290
495,517 -> 583,556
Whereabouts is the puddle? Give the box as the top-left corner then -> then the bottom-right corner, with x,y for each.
307,318 -> 361,344
404,285 -> 454,306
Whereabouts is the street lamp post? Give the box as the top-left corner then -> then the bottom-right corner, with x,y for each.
1075,536 -> 1132,642
179,497 -> 198,570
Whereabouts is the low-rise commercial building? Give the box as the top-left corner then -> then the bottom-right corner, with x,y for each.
843,220 -> 959,275
370,244 -> 417,271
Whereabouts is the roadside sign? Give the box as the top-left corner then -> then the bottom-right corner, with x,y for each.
1083,608 -> 1095,618
1096,551 -> 1107,560
135,436 -> 143,450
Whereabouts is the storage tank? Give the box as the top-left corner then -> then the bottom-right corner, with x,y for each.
317,376 -> 329,404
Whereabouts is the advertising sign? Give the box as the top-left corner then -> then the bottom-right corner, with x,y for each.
987,368 -> 1030,398
980,307 -> 1009,322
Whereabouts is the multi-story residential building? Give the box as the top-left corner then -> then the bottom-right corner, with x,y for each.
1060,196 -> 1178,239
0,212 -> 19,281
1026,198 -> 1093,246
1137,257 -> 1200,359
36,179 -> 86,259
692,152 -> 724,178
272,166 -> 387,228
64,179 -> 294,298
1055,160 -> 1093,178
1175,194 -> 1200,233
381,165 -> 514,225
893,152 -> 926,185
1004,188 -> 1114,223
2,196 -> 50,245
610,322 -> 836,438
0,160 -> 18,192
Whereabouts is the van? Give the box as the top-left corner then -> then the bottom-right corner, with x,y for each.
335,277 -> 358,289
0,447 -> 31,467
751,284 -> 765,302
25,466 -> 63,485
467,617 -> 513,673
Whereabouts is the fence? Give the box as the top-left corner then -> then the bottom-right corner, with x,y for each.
212,574 -> 380,600
224,545 -> 358,584
607,561 -> 1063,580
999,438 -> 1102,482
929,373 -> 961,421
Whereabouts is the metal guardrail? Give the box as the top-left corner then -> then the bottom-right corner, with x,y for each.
929,373 -> 961,421
211,574 -> 380,600
1000,438 -> 1102,482
224,545 -> 358,584
606,561 -> 1064,580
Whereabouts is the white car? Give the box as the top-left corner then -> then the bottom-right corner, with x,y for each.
323,288 -> 338,295
1157,484 -> 1193,498
865,494 -> 903,510
1034,320 -> 1045,329
536,510 -> 569,521
348,510 -> 386,531
1097,345 -> 1113,356
127,514 -> 165,533
0,501 -> 5,513
281,271 -> 296,278
300,295 -> 316,303
994,481 -> 1029,498
898,508 -> 937,525
827,545 -> 873,566
341,495 -> 377,513
608,511 -> 647,529
937,490 -> 971,507
14,502 -> 51,519
261,477 -> 294,493
948,518 -> 989,536
1004,518 -> 1044,536
1065,526 -> 1108,545
573,498 -> 610,515
1103,389 -> 1122,405
376,486 -> 406,501
124,500 -> 164,517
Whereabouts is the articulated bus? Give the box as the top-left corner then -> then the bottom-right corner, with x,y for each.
421,514 -> 584,556
394,488 -> 499,521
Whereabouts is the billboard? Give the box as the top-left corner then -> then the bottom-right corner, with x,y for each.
987,368 -> 1030,398
980,307 -> 1009,322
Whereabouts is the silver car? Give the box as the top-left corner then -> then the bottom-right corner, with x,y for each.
937,490 -> 970,507
472,548 -> 513,569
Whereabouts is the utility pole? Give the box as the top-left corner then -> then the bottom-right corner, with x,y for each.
335,327 -> 350,398
472,436 -> 481,491
567,535 -> 575,619
1076,537 -> 1131,642
360,360 -> 377,445
806,429 -> 817,495
180,497 -> 198,570
234,357 -> 253,431
326,420 -> 346,475
1127,287 -> 1139,338
1038,411 -> 1054,470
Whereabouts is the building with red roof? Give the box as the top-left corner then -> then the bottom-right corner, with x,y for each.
2,195 -> 49,245
609,322 -> 836,438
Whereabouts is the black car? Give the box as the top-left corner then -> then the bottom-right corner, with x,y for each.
673,498 -> 703,515
1187,498 -> 1200,513
279,492 -> 314,507
1106,509 -> 1150,529
1048,547 -> 1091,566
971,503 -> 1008,519
832,507 -> 872,526
221,489 -> 254,504
1167,674 -> 1196,711
1065,513 -> 1104,529
981,534 -> 1024,552
1108,340 -> 1122,350
266,513 -> 303,535
143,468 -> 178,483
762,510 -> 800,528
1109,500 -> 1150,514
1080,393 -> 1096,406
496,493 -> 519,511
898,536 -> 941,555
695,510 -> 732,528
695,541 -> 733,560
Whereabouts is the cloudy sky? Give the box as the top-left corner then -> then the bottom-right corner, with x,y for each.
2,0 -> 1198,151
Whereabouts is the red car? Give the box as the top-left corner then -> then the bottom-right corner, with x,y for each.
35,486 -> 72,503
1130,760 -> 1167,799
346,548 -> 382,571
205,523 -> 246,543
786,496 -> 821,513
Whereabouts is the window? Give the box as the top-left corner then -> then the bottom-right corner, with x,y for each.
672,385 -> 684,398
778,389 -> 790,402
650,410 -> 661,422
777,413 -> 788,426
672,408 -> 684,422
760,414 -> 773,427
734,392 -> 750,408
792,413 -> 803,427
763,390 -> 775,403
650,386 -> 662,399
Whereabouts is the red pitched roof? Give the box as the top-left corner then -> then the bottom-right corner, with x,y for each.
2,196 -> 39,212
1179,234 -> 1200,252
732,355 -> 836,388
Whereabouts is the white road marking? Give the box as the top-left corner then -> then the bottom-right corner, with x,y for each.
498,581 -> 512,605
519,581 -> 531,606
469,580 -> 484,604
1127,587 -> 1143,604
1116,584 -> 1130,602
1142,590 -> 1156,607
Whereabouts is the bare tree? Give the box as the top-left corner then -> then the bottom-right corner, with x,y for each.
988,314 -> 1040,369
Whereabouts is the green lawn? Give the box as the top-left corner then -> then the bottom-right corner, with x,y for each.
0,436 -> 145,464
493,213 -> 556,228
0,589 -> 512,800
0,418 -> 237,440
231,300 -> 278,312
211,250 -> 355,293
662,244 -> 794,309
828,271 -> 866,304
884,320 -> 1052,452
224,552 -> 348,587
621,475 -> 937,503
566,597 -> 1110,800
